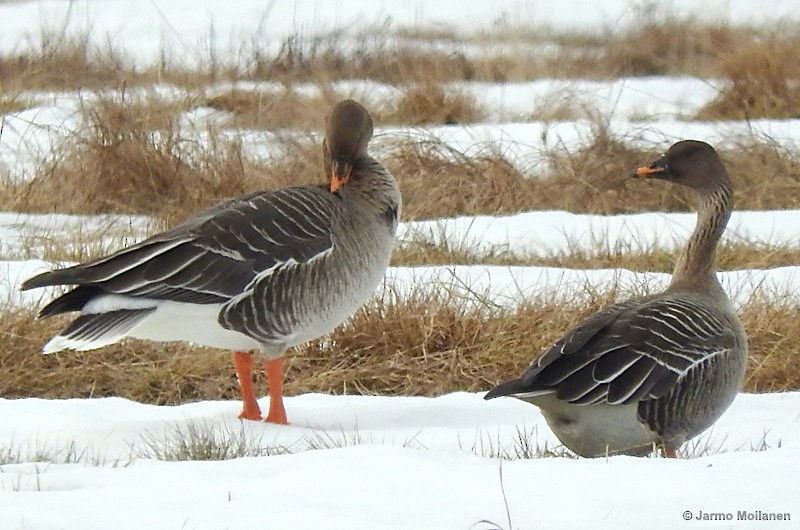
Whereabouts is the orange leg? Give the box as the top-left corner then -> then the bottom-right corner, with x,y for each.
264,357 -> 288,425
233,351 -> 262,421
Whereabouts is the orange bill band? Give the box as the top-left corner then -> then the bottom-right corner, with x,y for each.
330,161 -> 353,193
634,166 -> 665,178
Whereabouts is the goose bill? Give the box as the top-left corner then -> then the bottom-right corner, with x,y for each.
633,166 -> 665,178
330,160 -> 353,192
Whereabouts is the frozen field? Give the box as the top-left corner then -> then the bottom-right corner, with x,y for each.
2,1 -> 799,529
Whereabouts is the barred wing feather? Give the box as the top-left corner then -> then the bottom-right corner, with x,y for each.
22,186 -> 337,313
495,297 -> 737,406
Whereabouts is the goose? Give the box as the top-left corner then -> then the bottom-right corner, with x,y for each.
484,140 -> 748,457
21,99 -> 402,425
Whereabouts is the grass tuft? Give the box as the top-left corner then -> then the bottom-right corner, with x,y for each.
0,32 -> 145,93
695,35 -> 800,120
603,16 -> 745,77
385,139 -> 539,220
0,95 -> 37,115
383,84 -> 483,125
203,87 -> 338,130
1,92 -> 265,225
463,425 -> 574,460
0,439 -> 126,467
303,428 -> 423,451
137,420 -> 289,461
741,300 -> 800,393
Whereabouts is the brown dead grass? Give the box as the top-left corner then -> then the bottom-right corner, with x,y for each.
600,18 -> 748,77
741,300 -> 800,393
203,87 -> 338,130
246,20 -> 789,85
382,84 -> 483,125
0,307 -> 239,404
393,239 -> 800,274
201,83 -> 483,129
4,103 -> 800,224
385,139 -> 540,220
1,17 -> 796,92
695,35 -> 800,120
0,93 -> 287,226
0,34 -> 150,93
2,287 -> 797,403
497,130 -> 800,215
0,95 -> 36,115
538,129 -> 673,213
389,129 -> 800,221
723,140 -> 800,210
387,129 -> 678,220
251,38 -> 483,84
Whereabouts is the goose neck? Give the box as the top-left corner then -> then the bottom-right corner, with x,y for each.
670,183 -> 732,293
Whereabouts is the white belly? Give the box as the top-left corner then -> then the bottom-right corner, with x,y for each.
126,301 -> 261,350
529,393 -> 659,457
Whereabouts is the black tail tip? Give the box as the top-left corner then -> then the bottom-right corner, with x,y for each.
19,271 -> 50,291
483,389 -> 501,401
483,379 -> 521,400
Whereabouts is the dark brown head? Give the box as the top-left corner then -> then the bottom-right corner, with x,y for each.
323,99 -> 374,193
632,140 -> 731,194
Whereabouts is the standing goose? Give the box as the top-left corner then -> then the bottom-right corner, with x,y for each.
485,140 -> 747,457
21,99 -> 402,425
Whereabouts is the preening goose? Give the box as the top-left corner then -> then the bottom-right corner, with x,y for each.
22,99 -> 402,425
485,140 -> 748,457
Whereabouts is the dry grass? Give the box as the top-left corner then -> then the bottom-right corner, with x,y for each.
0,95 -> 36,115
465,426 -> 575,460
390,129 -> 679,219
505,130 -> 800,215
539,129 -> 672,213
527,91 -> 589,122
393,239 -> 800,274
0,93 -> 282,225
0,34 -> 150,93
4,101 -> 800,224
695,35 -> 800,120
388,128 -> 706,219
0,288 -> 597,403
2,285 -> 798,404
242,19 -> 794,85
201,83 -> 483,129
599,17 -> 749,77
1,17 -> 796,91
385,139 -> 540,220
203,87 -> 338,130
741,300 -> 800,393
137,421 -> 289,461
722,140 -> 800,210
0,217 -> 150,263
382,84 -> 483,125
392,130 -> 800,218
253,39 -> 485,84
0,307 -> 239,404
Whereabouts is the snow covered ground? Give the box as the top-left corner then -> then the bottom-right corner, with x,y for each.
1,0 -> 798,59
5,208 -> 800,310
5,80 -> 800,180
2,1 -> 800,529
1,392 -> 799,530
